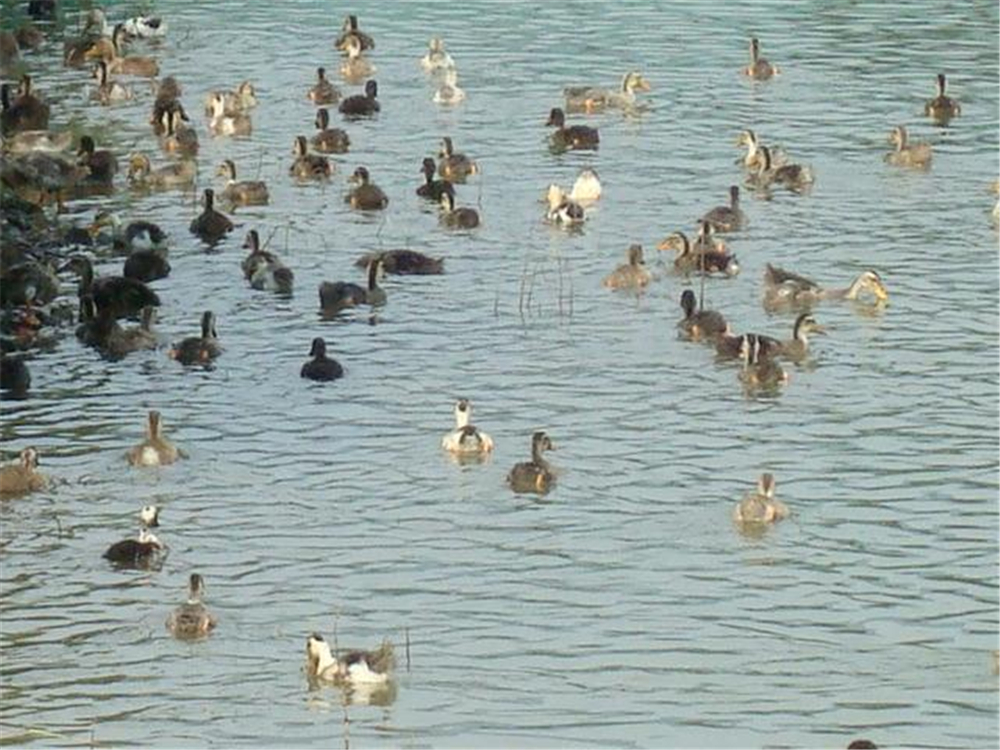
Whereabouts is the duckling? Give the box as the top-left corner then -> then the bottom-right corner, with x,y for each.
700,186 -> 747,232
563,71 -> 651,113
103,526 -> 165,568
307,67 -> 340,105
420,37 -> 455,72
167,574 -> 217,640
442,399 -> 495,456
602,244 -> 652,290
545,184 -> 585,225
311,108 -> 350,153
1,76 -> 50,135
76,135 -> 118,186
91,60 -> 133,104
735,129 -> 788,170
546,107 -> 599,151
416,157 -> 454,202
507,431 -> 556,495
739,333 -> 788,392
106,305 -> 159,356
2,128 -> 74,154
743,37 -> 778,79
306,633 -> 394,685
126,152 -> 196,190
733,473 -> 789,525
658,231 -> 739,277
103,25 -> 160,77
677,289 -> 729,342
439,190 -> 480,229
0,354 -> 30,396
241,229 -> 293,294
0,447 -> 46,496
716,313 -> 824,362
335,15 -> 375,53
339,79 -> 380,118
763,264 -> 889,310
319,259 -> 386,314
61,254 -> 160,320
437,137 -> 478,182
169,311 -> 222,366
340,35 -> 377,83
300,337 -> 343,381
884,125 -> 932,169
208,92 -> 252,137
924,73 -> 960,124
747,146 -> 814,193
160,109 -> 199,157
569,168 -> 602,204
189,189 -> 234,245
204,80 -> 257,116
433,68 -> 465,105
216,159 -> 269,205
353,249 -> 444,275
290,135 -> 332,180
346,166 -> 389,210
127,409 -> 179,466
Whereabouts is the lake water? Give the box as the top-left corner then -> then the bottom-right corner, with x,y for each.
1,1 -> 998,747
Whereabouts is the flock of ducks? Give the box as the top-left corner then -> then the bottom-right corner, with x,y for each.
0,4 -> 987,720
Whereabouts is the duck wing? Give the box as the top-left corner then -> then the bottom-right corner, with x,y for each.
764,263 -> 817,290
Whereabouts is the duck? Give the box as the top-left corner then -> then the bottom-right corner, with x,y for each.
546,107 -> 599,151
735,129 -> 788,170
0,30 -> 18,66
732,473 -> 789,525
507,431 -> 556,495
0,447 -> 46,496
300,337 -> 343,381
563,71 -> 651,113
137,504 -> 161,528
216,159 -> 269,205
441,399 -> 495,455
241,229 -> 293,294
311,108 -> 350,153
339,79 -> 380,118
340,35 -> 377,83
602,244 -> 652,290
127,152 -> 196,190
658,231 -> 739,277
91,60 -> 133,104
207,92 -> 252,137
677,289 -> 729,342
0,258 -> 60,306
1,76 -> 50,135
63,21 -> 104,67
335,15 -> 375,53
103,526 -> 165,568
90,24 -> 160,77
747,146 -> 814,193
716,313 -> 824,362
346,166 -> 389,210
1,149 -> 88,206
738,333 -> 788,392
89,209 -> 169,255
884,125 -> 932,169
290,135 -> 332,180
700,185 -> 747,232
169,311 -> 222,366
545,184 -> 585,225
0,354 -> 31,396
847,741 -> 878,750
105,305 -> 159,357
189,189 -> 234,245
167,574 -> 217,640
76,135 -> 118,186
149,91 -> 186,136
420,37 -> 455,72
569,168 -> 602,204
305,633 -> 394,685
160,109 -> 199,157
86,8 -> 168,41
743,37 -> 778,79
439,191 -> 480,229
319,259 -> 386,314
353,249 -> 444,275
60,254 -> 160,319
763,264 -> 889,310
204,80 -> 257,116
75,294 -> 124,350
437,137 -> 478,182
126,410 -> 179,466
416,157 -> 454,202
433,68 -> 465,105
307,67 -> 340,105
2,128 -> 74,155
924,73 -> 960,124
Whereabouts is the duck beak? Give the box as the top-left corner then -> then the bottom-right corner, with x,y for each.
874,285 -> 889,303
810,324 -> 827,336
655,237 -> 671,251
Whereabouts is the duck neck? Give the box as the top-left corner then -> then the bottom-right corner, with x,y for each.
455,407 -> 471,429
895,128 -> 908,152
792,318 -> 810,346
312,641 -> 338,675
367,262 -> 380,292
531,443 -> 549,469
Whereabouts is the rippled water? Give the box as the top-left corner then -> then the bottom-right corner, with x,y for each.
2,1 -> 998,747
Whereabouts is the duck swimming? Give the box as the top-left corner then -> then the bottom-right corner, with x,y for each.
546,107 -> 599,151
416,157 -> 454,202
127,410 -> 179,466
91,60 -> 133,105
763,264 -> 888,310
346,166 -> 389,210
1,75 -> 49,135
204,80 -> 257,116
216,159 -> 269,205
924,73 -> 960,124
353,249 -> 444,275
735,129 -> 789,171
189,188 -> 234,245
716,313 -> 824,363
677,289 -> 729,342
335,15 -> 376,53
340,35 -> 377,83
241,229 -> 293,294
437,137 -> 478,182
700,185 -> 747,232
103,526 -> 165,568
658,231 -> 739,277
75,294 -> 124,351
439,191 -> 480,229
569,168 -> 602,204
743,37 -> 778,79
884,125 -> 932,169
61,254 -> 160,320
747,146 -> 814,193
169,311 -> 222,366
307,67 -> 340,105
306,633 -> 394,685
339,79 -> 380,118
311,108 -> 350,153
563,71 -> 651,113
738,333 -> 788,392
301,337 -> 343,381
167,574 -> 217,640
602,244 -> 652,290
546,184 -> 585,226
319,259 -> 386,314
0,447 -> 45,496
420,37 -> 455,72
507,431 -> 556,495
160,109 -> 199,157
105,305 -> 159,357
733,473 -> 789,525
208,92 -> 252,137
76,135 -> 118,186
433,68 -> 465,105
290,135 -> 332,180
441,399 -> 495,456
127,152 -> 196,190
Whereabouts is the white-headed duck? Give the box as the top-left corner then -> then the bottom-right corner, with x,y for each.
442,399 -> 495,455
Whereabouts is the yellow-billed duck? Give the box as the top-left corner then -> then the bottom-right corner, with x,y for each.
216,159 -> 269,205
437,137 -> 478,182
884,125 -> 932,169
442,399 -> 495,455
311,108 -> 350,153
319,259 -> 386,314
602,244 -> 652,290
339,79 -> 379,118
169,311 -> 222,366
677,289 -> 729,342
564,71 -> 651,113
507,431 -> 556,495
924,73 -> 960,124
0,447 -> 46,496
127,410 -> 179,466
301,337 -> 343,381
743,37 -> 778,79
307,67 -> 340,105
733,472 -> 789,525
546,107 -> 599,151
241,229 -> 293,294
60,254 -> 160,319
306,633 -> 394,686
439,190 -> 480,229
763,264 -> 888,310
346,166 -> 389,210
167,573 -> 217,640
700,185 -> 747,232
290,135 -> 332,180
